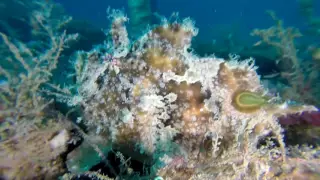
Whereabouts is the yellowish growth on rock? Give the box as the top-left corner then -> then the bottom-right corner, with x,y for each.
132,78 -> 153,97
164,81 -> 210,137
132,47 -> 187,97
0,122 -> 71,179
143,47 -> 186,74
152,23 -> 193,48
217,62 -> 238,90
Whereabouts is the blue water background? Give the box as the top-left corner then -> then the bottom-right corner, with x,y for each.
55,0 -> 320,44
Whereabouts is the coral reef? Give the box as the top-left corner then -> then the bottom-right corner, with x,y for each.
0,0 -> 319,179
0,117 -> 72,179
58,10 -> 319,179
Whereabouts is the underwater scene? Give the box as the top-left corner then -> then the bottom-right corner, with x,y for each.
1,0 -> 320,179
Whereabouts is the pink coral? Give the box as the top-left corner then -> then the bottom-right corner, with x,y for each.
278,110 -> 320,126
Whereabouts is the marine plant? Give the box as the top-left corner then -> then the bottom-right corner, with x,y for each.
0,0 -> 78,179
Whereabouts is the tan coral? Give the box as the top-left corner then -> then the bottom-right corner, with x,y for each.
151,23 -> 195,48
143,47 -> 186,74
68,13 -> 319,180
0,120 -> 71,180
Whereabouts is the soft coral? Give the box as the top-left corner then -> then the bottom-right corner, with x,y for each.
279,110 -> 320,126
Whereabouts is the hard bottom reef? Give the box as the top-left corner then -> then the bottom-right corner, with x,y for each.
0,3 -> 320,180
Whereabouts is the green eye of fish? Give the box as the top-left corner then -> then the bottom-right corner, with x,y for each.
232,91 -> 267,113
